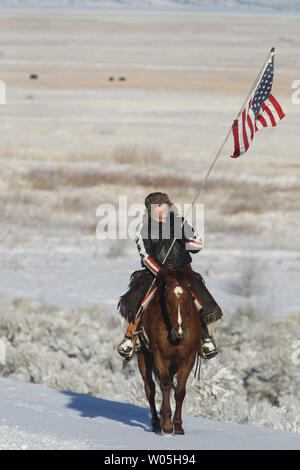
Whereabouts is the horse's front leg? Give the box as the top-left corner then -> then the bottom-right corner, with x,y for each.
154,354 -> 173,434
160,374 -> 173,434
173,352 -> 196,435
137,351 -> 161,433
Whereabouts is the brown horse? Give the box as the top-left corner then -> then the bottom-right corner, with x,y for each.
137,263 -> 201,435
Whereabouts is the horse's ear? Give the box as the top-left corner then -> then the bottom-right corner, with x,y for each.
182,264 -> 192,284
163,264 -> 176,282
163,264 -> 192,285
163,264 -> 171,278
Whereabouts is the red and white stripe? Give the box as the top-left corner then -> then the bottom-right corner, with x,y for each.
135,222 -> 161,276
231,93 -> 285,158
191,290 -> 202,311
186,237 -> 202,252
141,286 -> 158,310
143,255 -> 160,276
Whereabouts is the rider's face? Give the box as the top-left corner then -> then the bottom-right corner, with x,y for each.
152,204 -> 169,222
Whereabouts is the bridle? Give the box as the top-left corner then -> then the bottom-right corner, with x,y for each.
162,283 -> 195,343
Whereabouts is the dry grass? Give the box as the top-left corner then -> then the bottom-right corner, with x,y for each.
25,167 -> 101,190
1,141 -> 298,241
205,218 -> 262,235
16,158 -> 299,240
64,146 -> 163,166
112,145 -> 162,166
24,164 -> 295,195
218,179 -> 300,215
24,165 -> 185,191
23,145 -> 164,190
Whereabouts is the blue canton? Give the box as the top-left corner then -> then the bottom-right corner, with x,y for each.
251,55 -> 274,117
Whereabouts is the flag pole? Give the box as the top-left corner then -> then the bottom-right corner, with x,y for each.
189,48 -> 275,201
164,47 -> 275,255
125,47 -> 275,359
183,49 -> 275,219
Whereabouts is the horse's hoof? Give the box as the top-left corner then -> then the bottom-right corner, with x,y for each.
162,428 -> 174,435
152,423 -> 161,433
174,429 -> 185,435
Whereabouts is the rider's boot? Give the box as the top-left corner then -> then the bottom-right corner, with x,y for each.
117,316 -> 141,358
190,290 -> 218,359
200,323 -> 218,360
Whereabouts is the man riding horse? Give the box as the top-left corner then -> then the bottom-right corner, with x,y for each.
117,191 -> 222,359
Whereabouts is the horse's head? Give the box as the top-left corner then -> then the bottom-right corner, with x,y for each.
162,264 -> 194,342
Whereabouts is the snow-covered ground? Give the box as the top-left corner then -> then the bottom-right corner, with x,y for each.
0,234 -> 299,317
1,378 -> 300,450
0,5 -> 299,448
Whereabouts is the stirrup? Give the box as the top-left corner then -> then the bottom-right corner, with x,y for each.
117,337 -> 133,358
117,335 -> 141,359
199,336 -> 218,360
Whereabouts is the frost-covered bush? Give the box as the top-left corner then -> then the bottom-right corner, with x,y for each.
0,298 -> 135,398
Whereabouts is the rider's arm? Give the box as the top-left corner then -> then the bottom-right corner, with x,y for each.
181,218 -> 202,253
135,222 -> 162,276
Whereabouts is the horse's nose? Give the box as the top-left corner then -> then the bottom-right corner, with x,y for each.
177,328 -> 185,339
170,327 -> 184,341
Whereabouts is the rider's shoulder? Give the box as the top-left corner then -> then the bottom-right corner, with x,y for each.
136,216 -> 149,236
135,221 -> 143,235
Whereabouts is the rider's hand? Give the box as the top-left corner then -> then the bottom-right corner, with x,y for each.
156,269 -> 164,282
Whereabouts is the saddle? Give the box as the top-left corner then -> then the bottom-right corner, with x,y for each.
118,268 -> 222,325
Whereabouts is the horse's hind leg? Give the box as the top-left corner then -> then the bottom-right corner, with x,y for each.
137,351 -> 161,433
173,353 -> 196,435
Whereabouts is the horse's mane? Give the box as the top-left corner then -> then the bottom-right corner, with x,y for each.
163,264 -> 192,286
117,264 -> 193,321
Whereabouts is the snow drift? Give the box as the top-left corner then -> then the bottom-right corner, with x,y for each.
1,378 -> 300,450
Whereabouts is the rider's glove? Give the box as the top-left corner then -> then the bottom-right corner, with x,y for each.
156,268 -> 165,283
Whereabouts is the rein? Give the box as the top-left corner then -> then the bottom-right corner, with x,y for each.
162,286 -> 195,343
163,287 -> 202,380
134,281 -> 202,381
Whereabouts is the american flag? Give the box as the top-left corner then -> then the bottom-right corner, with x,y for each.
231,53 -> 285,158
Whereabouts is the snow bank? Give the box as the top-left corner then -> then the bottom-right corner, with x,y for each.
1,378 -> 300,450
